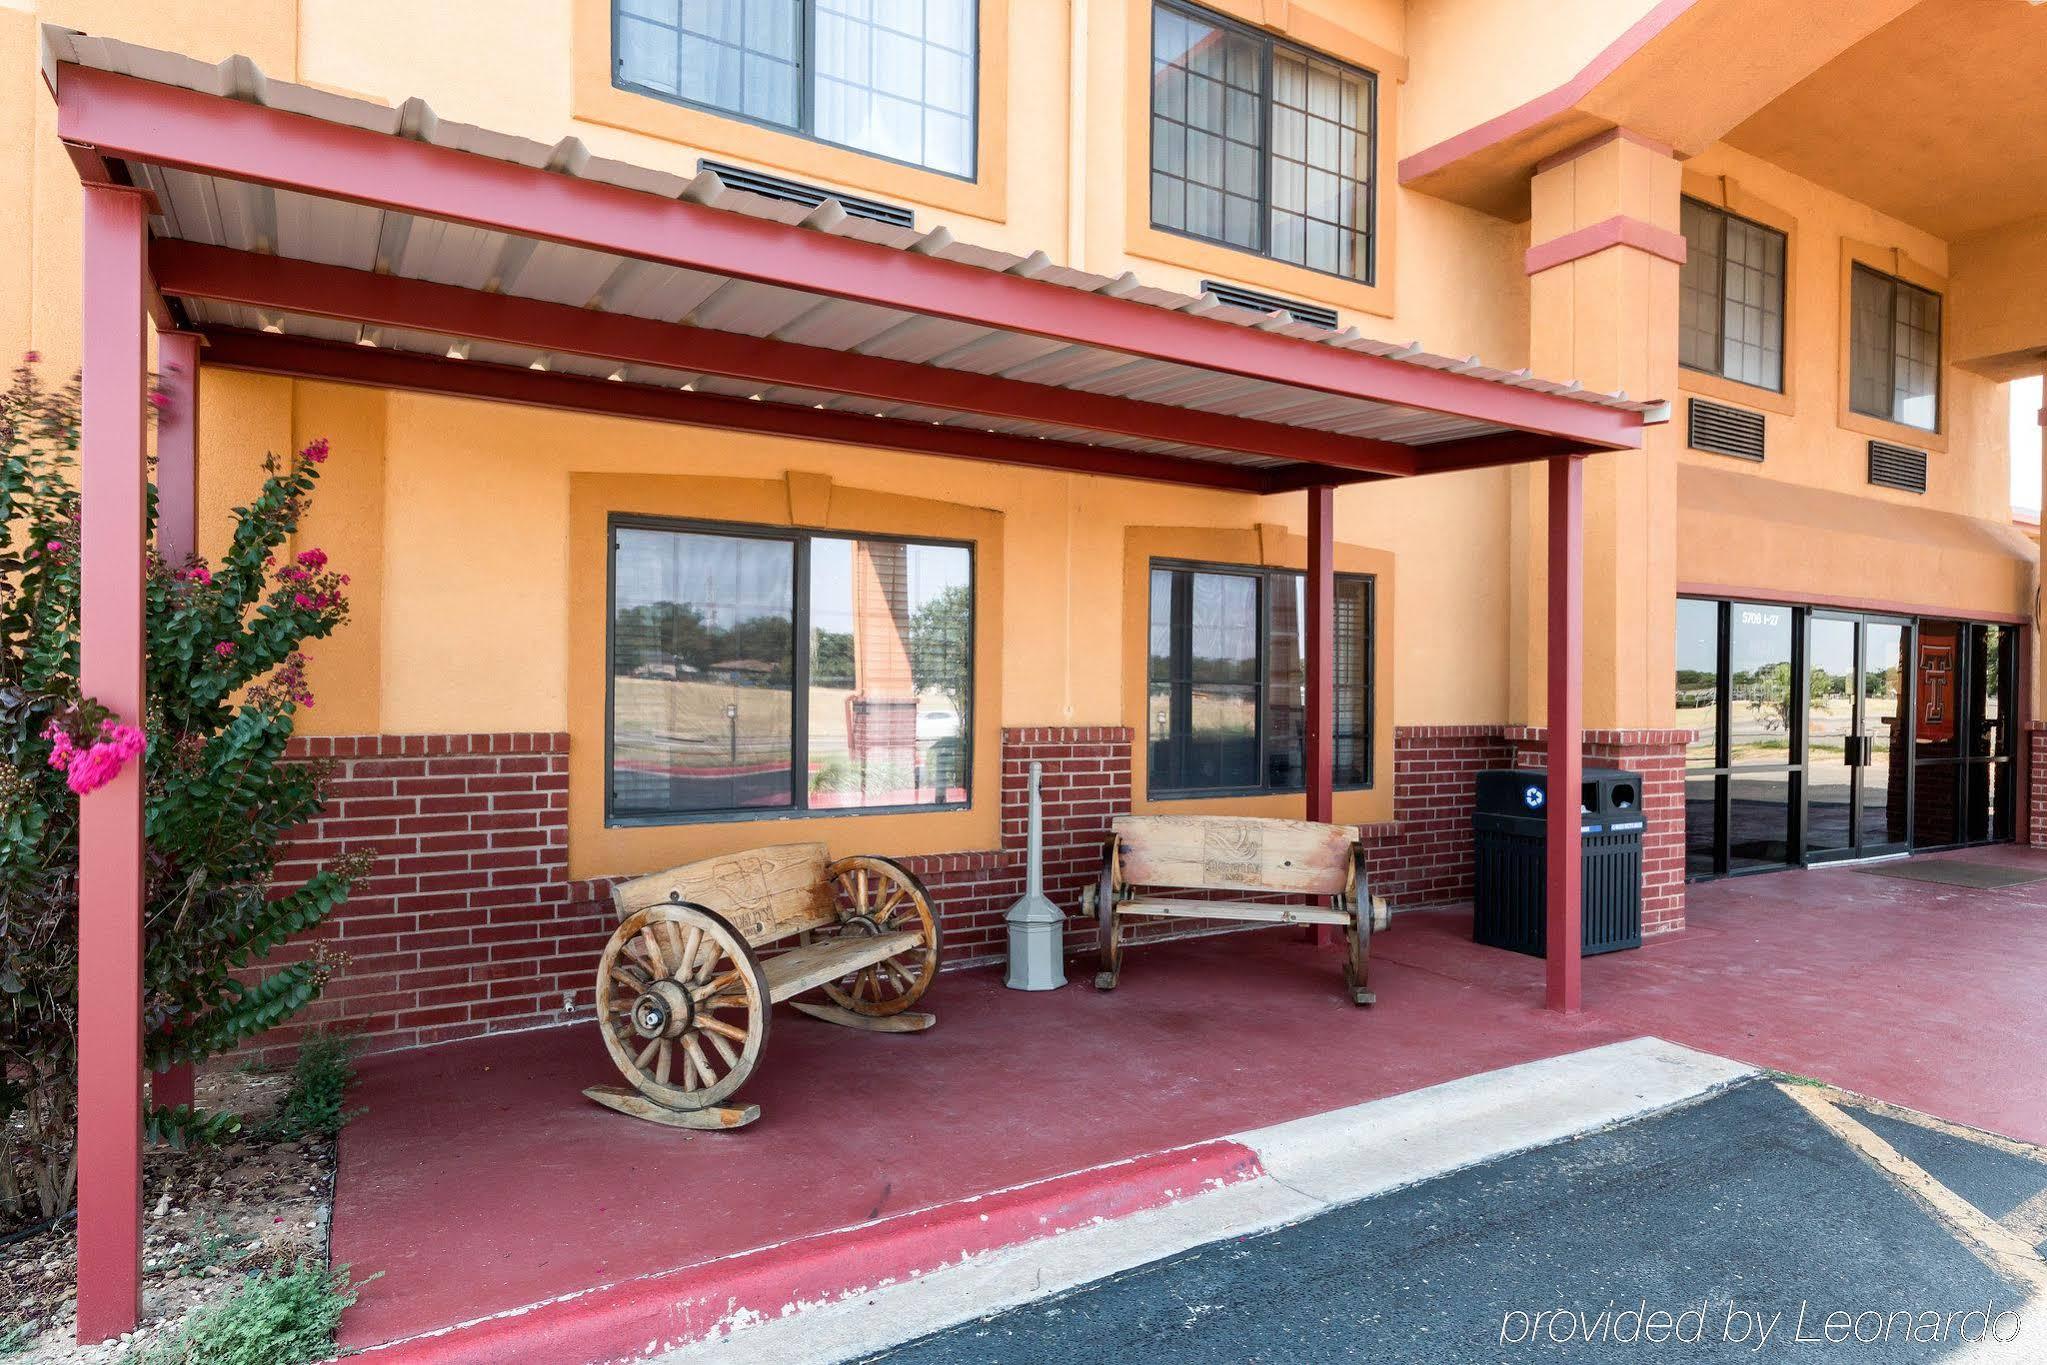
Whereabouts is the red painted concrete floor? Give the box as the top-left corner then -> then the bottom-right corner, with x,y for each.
329,846 -> 2047,1349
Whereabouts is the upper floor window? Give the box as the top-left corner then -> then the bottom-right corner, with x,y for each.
614,0 -> 978,179
608,517 -> 973,825
1147,561 -> 1372,798
1149,2 -> 1377,284
1849,263 -> 1941,432
1678,198 -> 1786,392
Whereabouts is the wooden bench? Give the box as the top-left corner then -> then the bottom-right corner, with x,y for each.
583,843 -> 941,1130
1084,815 -> 1379,1005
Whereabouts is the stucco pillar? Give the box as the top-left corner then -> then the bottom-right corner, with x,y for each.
1514,130 -> 1683,732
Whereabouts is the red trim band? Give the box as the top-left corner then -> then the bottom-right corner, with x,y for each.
1525,216 -> 1687,276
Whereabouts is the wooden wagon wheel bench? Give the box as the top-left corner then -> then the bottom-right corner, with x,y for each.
1083,815 -> 1386,1004
585,842 -> 941,1130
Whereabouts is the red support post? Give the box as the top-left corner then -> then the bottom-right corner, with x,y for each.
75,184 -> 151,1343
1306,485 -> 1337,947
1545,455 -> 1585,1015
1305,485 -> 1336,825
150,331 -> 200,1116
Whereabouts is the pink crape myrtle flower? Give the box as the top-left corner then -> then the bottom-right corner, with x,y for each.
43,718 -> 147,796
214,641 -> 236,658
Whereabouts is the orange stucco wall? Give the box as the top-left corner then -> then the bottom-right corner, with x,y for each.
2,0 -> 2038,875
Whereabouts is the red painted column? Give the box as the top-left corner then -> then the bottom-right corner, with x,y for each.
1305,485 -> 1337,947
75,185 -> 151,1344
1545,455 -> 1585,1015
1305,484 -> 1335,824
151,331 -> 200,1116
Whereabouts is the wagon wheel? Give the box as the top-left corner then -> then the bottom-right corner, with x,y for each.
819,855 -> 941,1016
594,902 -> 768,1111
1093,835 -> 1122,990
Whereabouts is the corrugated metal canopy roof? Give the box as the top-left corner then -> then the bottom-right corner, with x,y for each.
42,25 -> 1665,492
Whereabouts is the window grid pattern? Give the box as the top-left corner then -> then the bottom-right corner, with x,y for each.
614,0 -> 978,179
1150,6 -> 1265,252
1850,263 -> 1942,433
1678,199 -> 1785,391
1147,562 -> 1373,798
1267,49 -> 1371,279
1149,1 -> 1376,284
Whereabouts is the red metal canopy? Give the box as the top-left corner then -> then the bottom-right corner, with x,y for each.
43,30 -> 1662,495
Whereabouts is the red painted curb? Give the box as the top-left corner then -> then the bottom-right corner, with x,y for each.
363,1137 -> 1263,1364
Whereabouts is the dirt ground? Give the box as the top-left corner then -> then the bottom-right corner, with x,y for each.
1,1067 -> 334,1362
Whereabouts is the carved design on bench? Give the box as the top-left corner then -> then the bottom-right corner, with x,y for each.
1087,815 -> 1377,1006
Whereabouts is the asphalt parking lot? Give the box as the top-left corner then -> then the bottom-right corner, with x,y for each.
869,1079 -> 2047,1363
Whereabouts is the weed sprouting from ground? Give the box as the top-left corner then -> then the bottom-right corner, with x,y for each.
260,1033 -> 361,1142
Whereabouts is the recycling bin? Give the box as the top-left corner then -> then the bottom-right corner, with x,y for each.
1472,767 -> 1643,957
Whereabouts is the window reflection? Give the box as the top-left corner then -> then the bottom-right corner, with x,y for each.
1676,598 -> 1719,767
807,538 -> 972,809
1149,562 -> 1372,796
608,522 -> 972,823
1726,603 -> 1793,767
609,528 -> 795,816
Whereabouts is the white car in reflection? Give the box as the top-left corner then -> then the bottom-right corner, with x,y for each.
916,708 -> 959,742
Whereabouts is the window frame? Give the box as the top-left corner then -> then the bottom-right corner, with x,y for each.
610,0 -> 983,183
1847,261 -> 1943,434
1144,556 -> 1374,801
1146,0 -> 1379,287
1678,196 -> 1788,395
603,512 -> 976,828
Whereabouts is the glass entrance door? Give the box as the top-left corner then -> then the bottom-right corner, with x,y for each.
1804,612 -> 1912,862
1913,621 -> 2015,848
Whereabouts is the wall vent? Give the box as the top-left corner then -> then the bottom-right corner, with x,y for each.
697,159 -> 915,229
1199,280 -> 1339,330
1686,398 -> 1766,462
1868,440 -> 1928,494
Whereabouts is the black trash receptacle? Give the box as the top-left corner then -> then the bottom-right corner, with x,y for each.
1472,767 -> 1643,957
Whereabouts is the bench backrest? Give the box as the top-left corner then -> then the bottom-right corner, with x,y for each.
611,842 -> 836,945
1112,815 -> 1356,898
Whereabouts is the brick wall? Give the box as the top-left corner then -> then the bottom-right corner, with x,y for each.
251,733 -> 582,1065
1506,727 -> 1692,938
1362,726 -> 1515,908
257,721 -> 1690,1062
262,728 -> 1145,1061
2028,723 -> 2047,848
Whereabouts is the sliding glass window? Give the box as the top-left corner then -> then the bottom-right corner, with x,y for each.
608,518 -> 973,824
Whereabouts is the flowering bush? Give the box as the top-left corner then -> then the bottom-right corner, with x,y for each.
0,359 -> 372,1224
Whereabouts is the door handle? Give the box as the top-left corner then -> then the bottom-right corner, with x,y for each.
1843,735 -> 1870,767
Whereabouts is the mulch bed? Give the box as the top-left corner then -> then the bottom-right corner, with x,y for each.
1,1067 -> 335,1361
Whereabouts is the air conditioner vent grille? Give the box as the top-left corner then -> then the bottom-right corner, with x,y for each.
1686,398 -> 1766,461
697,159 -> 915,229
1869,440 -> 1928,494
1198,280 -> 1339,330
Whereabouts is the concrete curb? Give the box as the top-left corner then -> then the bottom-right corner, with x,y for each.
362,1036 -> 1751,1364
356,1137 -> 1264,1364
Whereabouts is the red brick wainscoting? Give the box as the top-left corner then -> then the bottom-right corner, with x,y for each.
256,733 -> 577,1065
2028,723 -> 2047,848
264,729 -> 1142,1061
1506,727 -> 1692,938
260,723 -> 1689,1061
